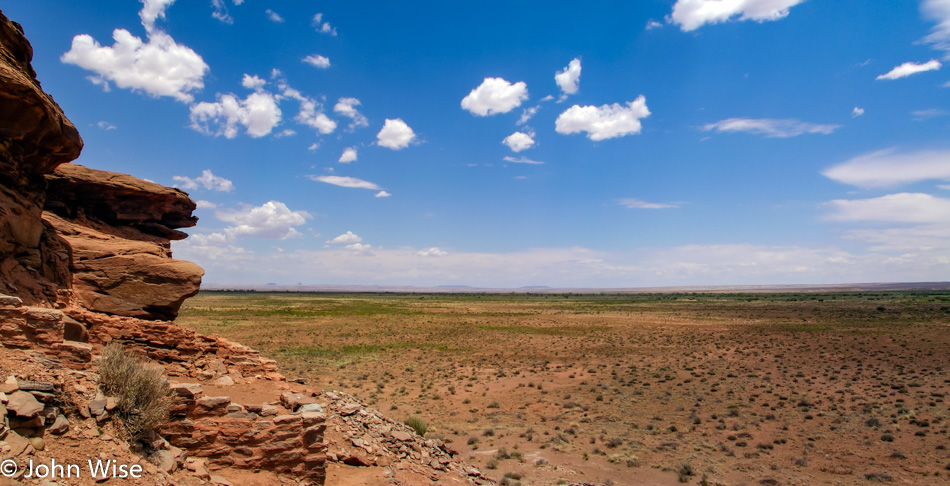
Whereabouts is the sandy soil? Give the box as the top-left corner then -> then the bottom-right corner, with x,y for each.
172,292 -> 950,485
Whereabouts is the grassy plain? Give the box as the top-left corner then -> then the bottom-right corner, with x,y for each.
178,291 -> 950,485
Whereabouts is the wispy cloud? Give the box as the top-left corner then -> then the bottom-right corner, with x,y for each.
617,198 -> 680,209
309,175 -> 381,190
703,118 -> 839,138
824,193 -> 950,223
822,148 -> 950,188
302,54 -> 330,69
851,107 -> 865,118
173,169 -> 235,192
503,156 -> 544,165
265,9 -> 284,23
876,59 -> 942,80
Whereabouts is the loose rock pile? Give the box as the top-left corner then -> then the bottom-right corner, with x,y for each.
322,390 -> 493,484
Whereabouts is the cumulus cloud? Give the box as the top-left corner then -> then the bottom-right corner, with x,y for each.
303,54 -> 330,69
327,231 -> 361,244
822,148 -> 950,188
309,175 -> 382,190
265,9 -> 284,23
555,97 -> 651,141
670,0 -> 805,31
241,73 -> 266,90
376,118 -> 416,149
416,247 -> 447,257
922,0 -> 950,59
617,198 -> 680,209
502,131 -> 535,152
555,58 -> 582,99
189,90 -> 281,138
824,193 -> 950,224
375,191 -> 392,198
296,100 -> 337,134
851,107 -> 865,118
334,97 -> 369,130
61,29 -> 208,103
339,147 -> 358,163
503,156 -> 544,165
173,169 -> 235,192
215,201 -> 311,239
876,60 -> 942,80
345,243 -> 374,255
312,13 -> 337,35
195,200 -> 217,209
702,118 -> 839,138
461,77 -> 529,116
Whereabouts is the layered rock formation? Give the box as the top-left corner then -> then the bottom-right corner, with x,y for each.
45,164 -> 203,320
0,9 -> 331,483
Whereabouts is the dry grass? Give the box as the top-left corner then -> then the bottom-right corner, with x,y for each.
99,342 -> 172,440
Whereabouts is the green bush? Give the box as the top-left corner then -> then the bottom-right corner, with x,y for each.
98,342 -> 172,440
405,416 -> 428,436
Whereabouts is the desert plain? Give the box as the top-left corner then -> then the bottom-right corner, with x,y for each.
176,290 -> 950,485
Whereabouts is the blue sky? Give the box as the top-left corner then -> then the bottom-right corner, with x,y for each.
6,0 -> 950,287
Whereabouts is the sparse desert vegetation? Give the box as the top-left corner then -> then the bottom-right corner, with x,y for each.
179,291 -> 950,484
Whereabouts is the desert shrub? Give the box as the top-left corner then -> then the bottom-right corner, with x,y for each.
677,462 -> 695,483
405,416 -> 428,436
98,342 -> 172,440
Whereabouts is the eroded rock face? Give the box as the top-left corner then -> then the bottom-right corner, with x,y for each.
0,9 -> 202,319
44,165 -> 203,320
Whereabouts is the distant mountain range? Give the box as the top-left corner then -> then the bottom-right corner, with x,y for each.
201,282 -> 950,293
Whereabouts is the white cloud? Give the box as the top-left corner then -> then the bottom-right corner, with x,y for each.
670,0 -> 805,31
517,106 -> 540,125
241,73 -> 266,90
97,121 -> 117,130
922,0 -> 950,59
702,118 -> 839,138
215,201 -> 311,239
503,156 -> 544,165
376,118 -> 416,150
345,243 -> 374,255
309,175 -> 381,190
339,147 -> 358,163
416,247 -> 447,257
912,108 -> 950,120
308,143 -> 320,151
139,0 -> 175,32
61,29 -> 208,103
617,198 -> 680,209
646,20 -> 664,30
555,58 -> 582,99
375,191 -> 392,198
296,100 -> 337,134
173,169 -> 235,192
876,60 -> 942,80
195,200 -> 217,209
303,54 -> 330,69
211,0 -> 233,24
265,9 -> 284,23
275,128 -> 295,138
851,107 -> 865,118
327,231 -> 361,244
824,193 -> 950,224
822,148 -> 950,188
189,91 -> 282,138
334,97 -> 369,130
312,13 -> 337,35
502,131 -> 535,152
555,97 -> 651,141
461,77 -> 529,116
843,224 -> 950,252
